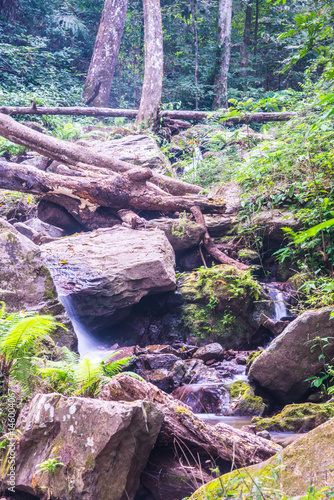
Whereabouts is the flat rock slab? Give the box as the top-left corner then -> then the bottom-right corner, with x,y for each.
77,134 -> 171,174
3,393 -> 163,500
41,226 -> 176,329
248,307 -> 334,403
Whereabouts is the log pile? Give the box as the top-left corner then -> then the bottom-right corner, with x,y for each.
0,112 -> 248,269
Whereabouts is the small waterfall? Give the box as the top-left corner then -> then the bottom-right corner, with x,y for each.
265,284 -> 290,320
60,295 -> 115,361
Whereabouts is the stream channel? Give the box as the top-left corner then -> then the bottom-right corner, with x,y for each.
60,280 -> 297,446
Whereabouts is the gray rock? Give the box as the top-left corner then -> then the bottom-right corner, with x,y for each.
0,218 -> 76,348
41,226 -> 176,330
4,393 -> 163,500
77,134 -> 171,174
13,221 -> 38,240
24,218 -> 67,238
204,214 -> 237,236
250,209 -> 302,243
145,217 -> 205,251
248,307 -> 334,403
193,343 -> 225,362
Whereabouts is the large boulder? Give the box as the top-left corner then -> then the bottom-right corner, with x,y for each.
0,218 -> 75,348
0,393 -> 163,500
145,217 -> 205,251
77,134 -> 171,174
190,418 -> 334,499
248,307 -> 334,403
179,265 -> 271,349
41,226 -> 176,331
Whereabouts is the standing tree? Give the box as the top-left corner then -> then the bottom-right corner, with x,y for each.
136,0 -> 163,128
189,0 -> 199,110
82,0 -> 129,107
240,0 -> 253,75
213,0 -> 233,109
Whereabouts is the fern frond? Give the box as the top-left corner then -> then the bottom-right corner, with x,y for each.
104,357 -> 132,377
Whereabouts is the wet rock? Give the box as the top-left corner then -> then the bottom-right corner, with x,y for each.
256,430 -> 271,440
248,307 -> 334,403
2,393 -> 163,500
0,218 -> 76,348
237,248 -> 260,263
172,383 -> 229,414
190,418 -> 334,499
77,134 -> 171,174
193,342 -> 225,362
252,402 -> 334,433
141,353 -> 180,371
41,226 -> 176,331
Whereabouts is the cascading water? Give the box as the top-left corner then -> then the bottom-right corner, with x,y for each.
265,284 -> 292,320
60,294 -> 115,361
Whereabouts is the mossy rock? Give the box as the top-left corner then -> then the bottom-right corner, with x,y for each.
246,350 -> 263,368
229,381 -> 266,417
237,248 -> 259,262
190,418 -> 334,499
180,265 -> 265,348
252,402 -> 334,433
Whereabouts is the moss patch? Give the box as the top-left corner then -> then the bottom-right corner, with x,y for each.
229,381 -> 266,417
252,402 -> 334,432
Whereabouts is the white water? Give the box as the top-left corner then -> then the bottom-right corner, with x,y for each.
60,295 -> 115,361
266,285 -> 289,320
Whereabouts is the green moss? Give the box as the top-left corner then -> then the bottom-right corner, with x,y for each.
246,350 -> 263,368
252,402 -> 334,432
229,381 -> 266,416
237,248 -> 259,261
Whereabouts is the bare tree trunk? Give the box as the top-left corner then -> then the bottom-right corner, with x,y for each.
136,0 -> 163,128
189,0 -> 199,110
82,0 -> 129,107
0,106 -> 296,122
253,0 -> 260,55
213,0 -> 233,109
240,0 -> 253,76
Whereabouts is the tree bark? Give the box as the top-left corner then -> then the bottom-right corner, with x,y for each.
189,0 -> 199,110
0,113 -> 201,196
191,206 -> 249,270
253,0 -> 260,55
0,106 -> 296,122
213,0 -> 233,109
0,161 -> 225,229
82,0 -> 129,107
240,0 -> 253,75
136,0 -> 163,128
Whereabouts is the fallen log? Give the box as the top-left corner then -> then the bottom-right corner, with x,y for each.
0,106 -> 296,123
100,374 -> 282,469
0,161 -> 225,228
0,113 -> 201,196
191,206 -> 249,270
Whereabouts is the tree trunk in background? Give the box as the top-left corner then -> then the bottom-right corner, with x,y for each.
253,0 -> 260,55
0,0 -> 19,20
82,0 -> 129,107
189,0 -> 199,110
240,0 -> 253,76
136,0 -> 163,128
213,0 -> 233,109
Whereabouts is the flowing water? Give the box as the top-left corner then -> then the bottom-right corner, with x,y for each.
60,294 -> 116,361
265,283 -> 290,320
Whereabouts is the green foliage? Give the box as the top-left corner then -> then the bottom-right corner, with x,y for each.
38,347 -> 132,397
36,457 -> 64,475
0,304 -> 59,395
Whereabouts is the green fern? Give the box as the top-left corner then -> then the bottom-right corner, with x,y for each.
38,348 -> 132,397
0,308 -> 59,395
